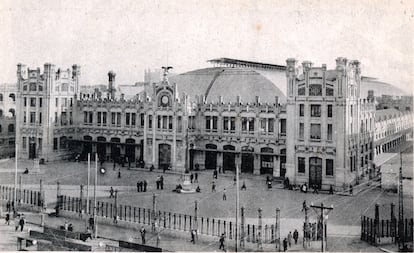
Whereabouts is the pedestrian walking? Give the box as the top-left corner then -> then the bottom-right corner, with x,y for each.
287,231 -> 292,247
118,170 -> 121,178
5,213 -> 10,225
190,229 -> 196,244
213,169 -> 218,179
222,188 -> 227,201
350,185 -> 353,195
233,176 -> 236,185
137,182 -> 140,192
293,229 -> 299,244
113,162 -> 116,170
110,187 -> 114,198
302,200 -> 307,212
329,185 -> 334,194
160,176 -> 164,190
219,233 -> 225,251
190,173 -> 194,183
283,238 -> 288,252
241,181 -> 247,190
143,180 -> 147,192
212,181 -> 216,192
156,176 -> 160,190
14,214 -> 20,231
194,173 -> 198,183
267,180 -> 272,189
6,201 -> 10,212
19,215 -> 25,232
140,227 -> 146,244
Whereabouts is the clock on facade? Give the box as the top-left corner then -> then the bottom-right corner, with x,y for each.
161,95 -> 169,106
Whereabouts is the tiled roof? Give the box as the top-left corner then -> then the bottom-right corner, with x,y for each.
169,67 -> 286,104
375,108 -> 403,120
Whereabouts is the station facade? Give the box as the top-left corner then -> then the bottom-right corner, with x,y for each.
13,57 -> 413,190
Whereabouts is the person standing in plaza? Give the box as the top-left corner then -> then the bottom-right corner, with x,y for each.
194,173 -> 198,183
190,173 -> 194,183
136,182 -> 140,192
110,187 -> 114,198
293,229 -> 299,244
287,231 -> 292,247
222,188 -> 227,201
219,233 -> 225,251
140,226 -> 146,244
113,161 -> 116,170
118,169 -> 121,178
5,213 -> 10,225
14,214 -> 20,231
143,180 -> 147,192
283,238 -> 288,252
160,176 -> 164,190
233,176 -> 236,185
212,181 -> 216,192
190,229 -> 196,244
213,169 -> 218,179
241,181 -> 247,190
6,201 -> 10,212
19,215 -> 25,232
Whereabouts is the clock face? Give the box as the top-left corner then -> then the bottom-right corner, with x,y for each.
161,95 -> 169,105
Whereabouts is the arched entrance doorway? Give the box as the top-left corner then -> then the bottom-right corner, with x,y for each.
309,157 -> 322,189
97,136 -> 106,161
82,136 -> 92,159
223,145 -> 236,172
125,138 -> 136,162
110,137 -> 121,162
241,146 -> 254,173
205,144 -> 217,170
159,143 -> 171,171
29,137 -> 36,159
280,149 -> 286,177
260,147 -> 274,174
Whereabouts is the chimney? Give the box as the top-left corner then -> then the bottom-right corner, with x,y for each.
108,71 -> 116,99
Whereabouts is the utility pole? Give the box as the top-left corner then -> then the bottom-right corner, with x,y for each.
40,179 -> 44,227
80,184 -> 84,218
257,208 -> 263,251
310,203 -> 333,252
152,193 -> 156,232
398,150 -> 405,251
303,202 -> 309,249
18,175 -> 22,207
87,153 -> 90,214
235,165 -> 240,252
56,181 -> 60,217
276,208 -> 280,252
14,143 -> 18,211
240,206 -> 245,249
93,153 -> 98,238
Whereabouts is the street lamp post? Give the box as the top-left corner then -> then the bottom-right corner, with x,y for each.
310,203 -> 333,252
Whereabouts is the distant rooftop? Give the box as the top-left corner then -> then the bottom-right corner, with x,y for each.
207,58 -> 286,71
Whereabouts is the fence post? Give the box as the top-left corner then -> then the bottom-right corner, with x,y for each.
229,222 -> 232,240
207,218 -> 210,235
169,212 -> 171,228
174,213 -> 176,230
134,207 -> 136,222
241,206 -> 245,248
212,219 -> 215,236
257,208 -> 263,250
163,212 -> 166,228
218,220 -> 221,236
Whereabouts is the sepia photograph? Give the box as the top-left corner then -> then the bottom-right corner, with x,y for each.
0,0 -> 413,251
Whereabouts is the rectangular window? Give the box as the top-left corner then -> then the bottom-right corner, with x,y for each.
61,112 -> 67,125
53,138 -> 58,150
311,105 -> 321,117
299,123 -> 304,139
126,113 -> 130,126
55,98 -> 58,107
205,116 -> 211,130
327,124 -> 332,141
162,116 -> 167,129
39,112 -> 42,125
299,104 -> 304,117
280,119 -> 286,134
131,113 -> 136,126
116,112 -> 121,126
30,112 -> 35,124
69,112 -> 72,125
310,124 -> 321,140
102,112 -> 107,125
230,117 -> 236,132
55,112 -> 58,125
140,113 -> 145,127
242,117 -> 248,131
70,98 -> 73,107
148,115 -> 153,129
223,117 -> 229,131
111,112 -> 116,125
39,98 -> 42,108
178,116 -> 182,132
326,159 -> 334,176
328,105 -> 332,118
22,137 -> 27,150
30,98 -> 36,107
24,97 -> 27,107
84,111 -> 88,124
260,119 -> 266,133
212,116 -> 218,130
298,157 -> 305,173
350,105 -> 353,117
24,112 -> 26,123
249,118 -> 255,132
97,112 -> 102,125
169,116 -> 173,129
189,116 -> 195,129
268,118 -> 274,133
157,116 -> 161,129
63,98 -> 67,107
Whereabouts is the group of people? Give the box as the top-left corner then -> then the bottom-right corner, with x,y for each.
62,220 -> 74,231
282,229 -> 299,251
156,175 -> 164,190
213,166 -> 226,179
189,173 -> 198,183
4,212 -> 26,232
136,180 -> 148,192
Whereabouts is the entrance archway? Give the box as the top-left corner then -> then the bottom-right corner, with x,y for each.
97,136 -> 106,161
125,138 -> 136,162
159,143 -> 171,171
205,144 -> 217,170
29,137 -> 36,159
223,145 -> 236,172
260,147 -> 274,174
280,149 -> 286,177
309,157 -> 322,189
82,136 -> 92,159
241,146 -> 254,173
110,137 -> 121,162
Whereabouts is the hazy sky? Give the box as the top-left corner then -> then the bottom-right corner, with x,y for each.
1,0 -> 413,93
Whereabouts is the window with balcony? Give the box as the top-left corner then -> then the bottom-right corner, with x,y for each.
311,105 -> 321,117
206,116 -> 211,130
299,123 -> 304,140
116,112 -> 121,126
140,113 -> 145,127
280,119 -> 286,135
309,84 -> 322,96
61,112 -> 67,126
111,112 -> 116,125
131,113 -> 136,126
310,123 -> 321,140
268,118 -> 274,133
30,112 -> 35,124
126,113 -> 130,126
102,112 -> 106,125
148,115 -> 153,129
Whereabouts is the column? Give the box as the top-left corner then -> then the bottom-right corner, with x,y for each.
273,155 -> 280,177
217,152 -> 223,170
152,113 -> 156,165
253,154 -> 260,175
143,113 -> 147,165
172,114 -> 177,169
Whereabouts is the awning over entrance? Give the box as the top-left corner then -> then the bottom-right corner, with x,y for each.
373,153 -> 398,167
